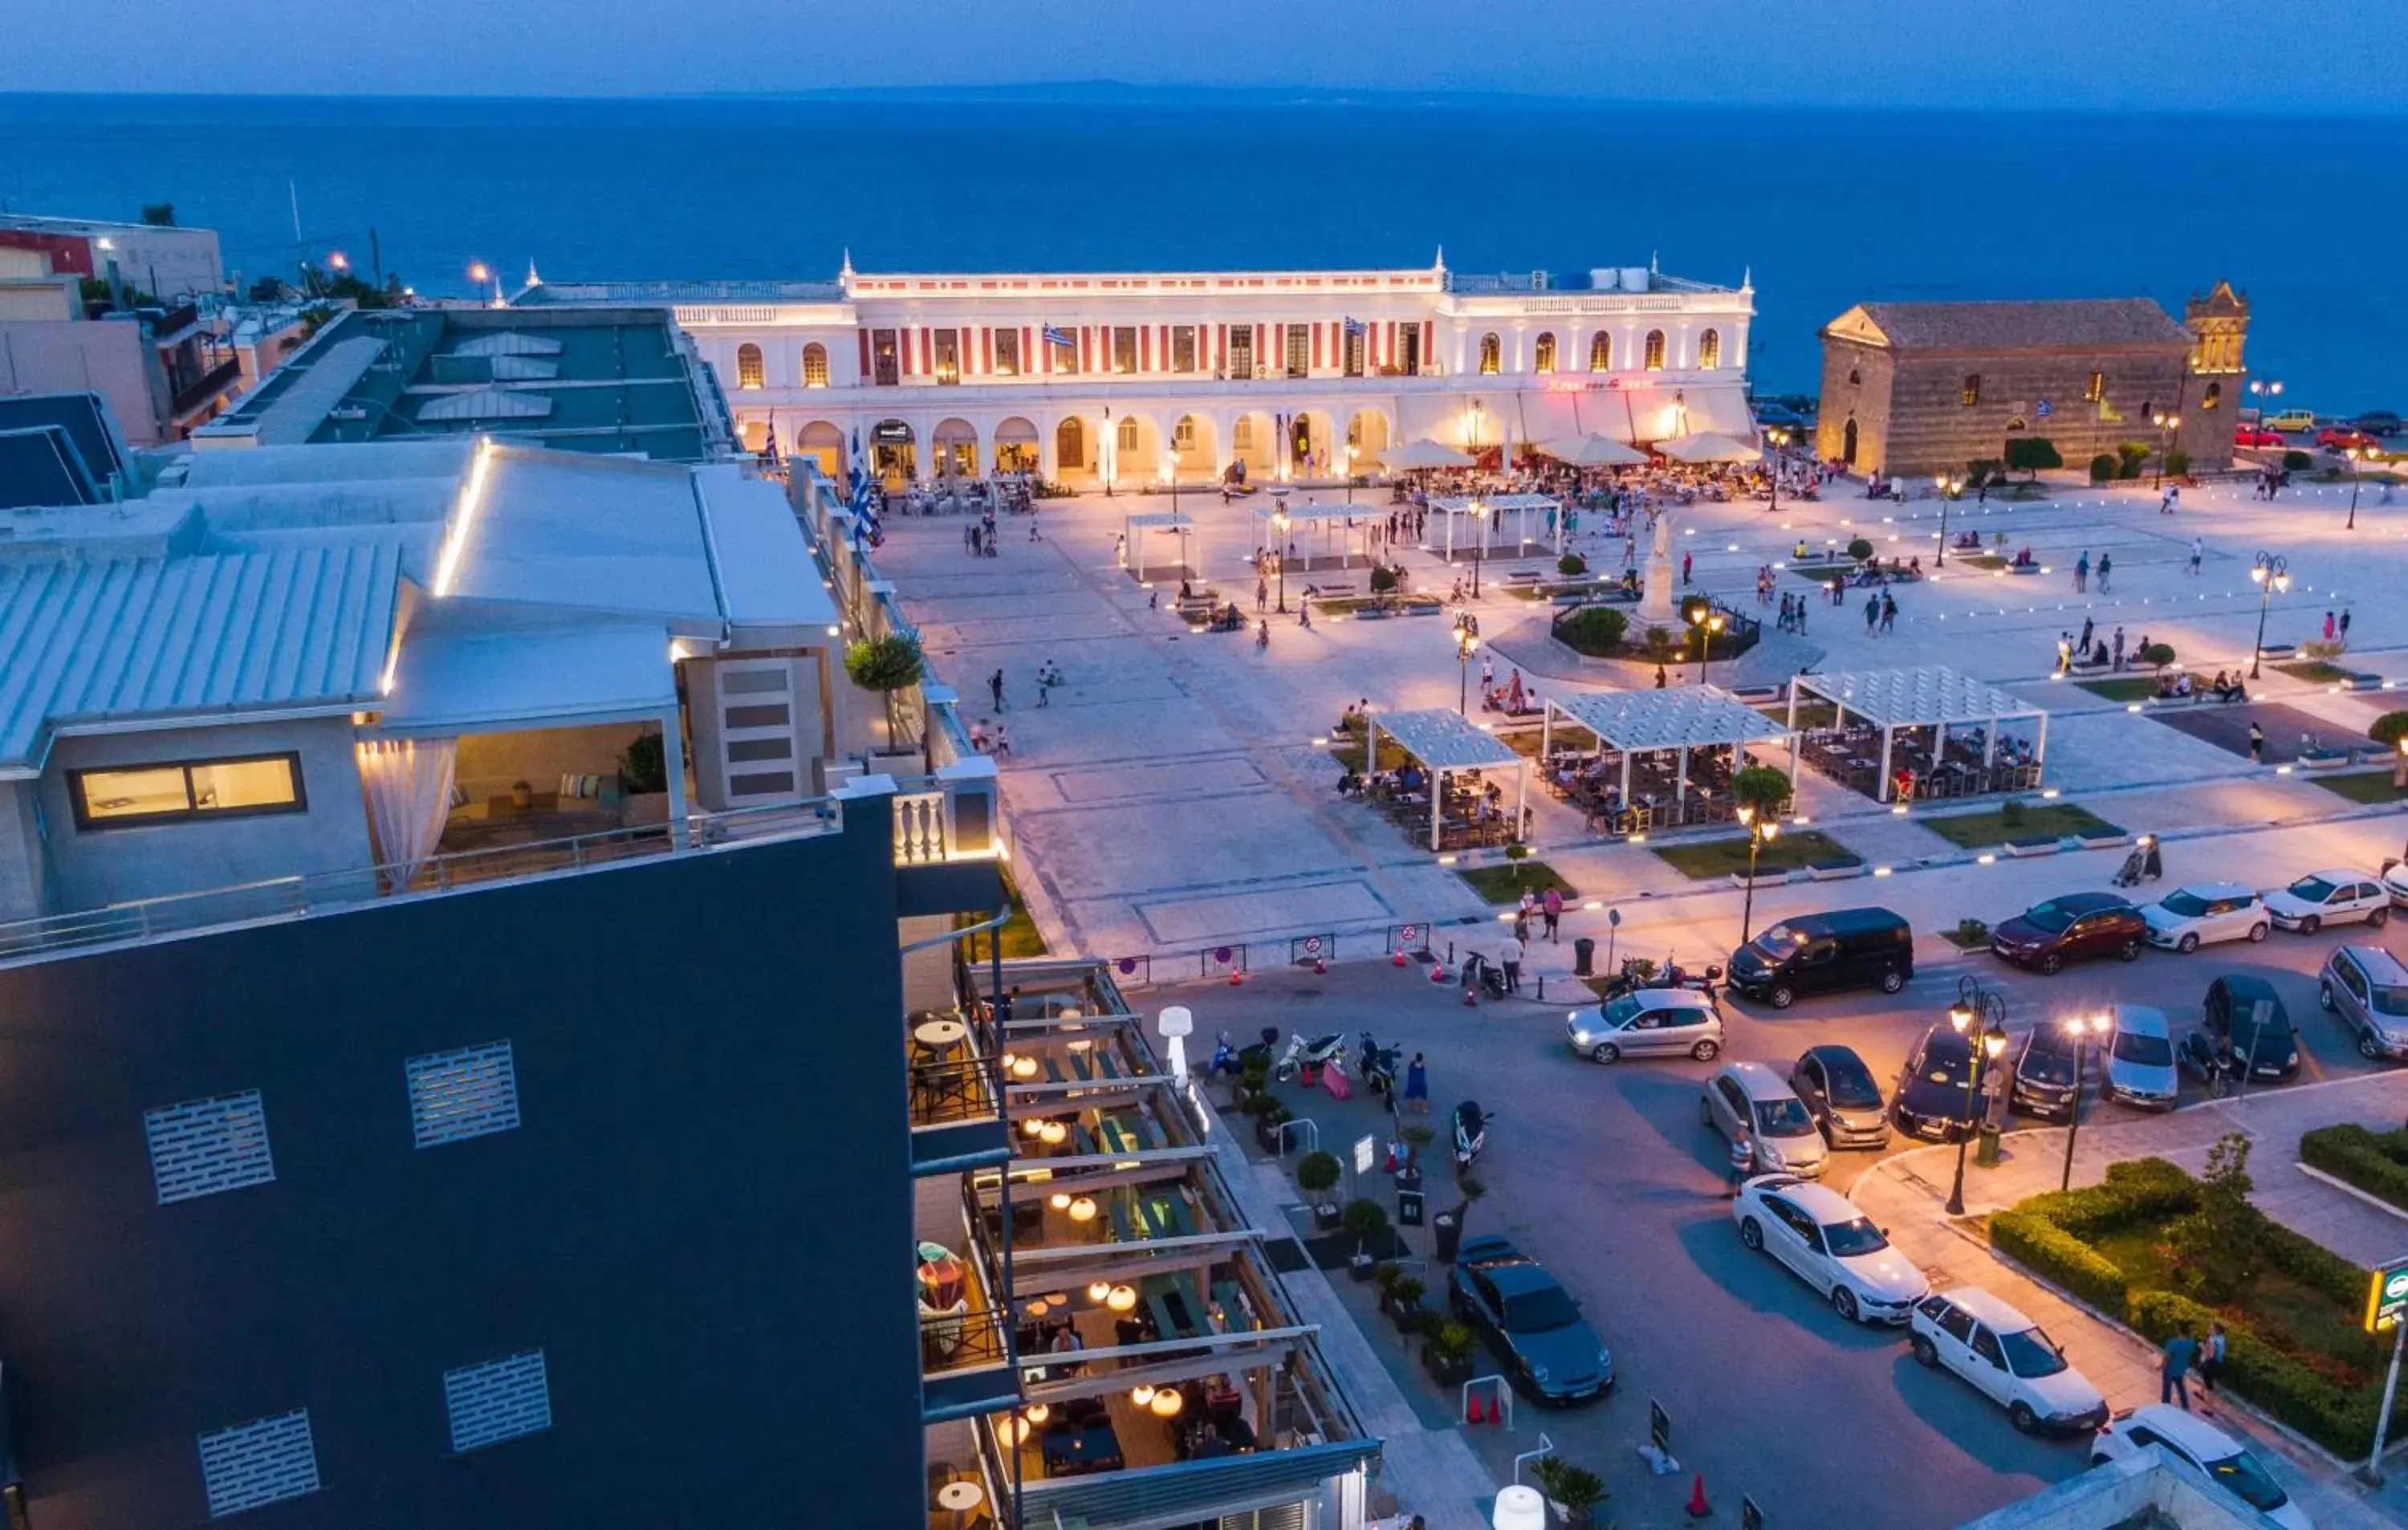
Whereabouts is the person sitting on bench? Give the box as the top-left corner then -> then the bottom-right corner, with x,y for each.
2211,671 -> 2247,703
2155,670 -> 2194,700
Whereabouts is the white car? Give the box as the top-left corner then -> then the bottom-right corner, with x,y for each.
1910,1287 -> 2107,1434
2103,1005 -> 2178,1110
2382,860 -> 2408,908
2091,1404 -> 2313,1528
1732,1174 -> 1928,1325
2142,882 -> 2270,952
2264,869 -> 2391,934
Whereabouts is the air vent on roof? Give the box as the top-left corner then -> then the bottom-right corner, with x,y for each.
444,1350 -> 552,1453
197,1409 -> 320,1517
144,1089 -> 275,1205
405,1041 -> 520,1149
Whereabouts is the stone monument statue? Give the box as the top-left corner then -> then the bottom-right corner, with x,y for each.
1636,509 -> 1678,625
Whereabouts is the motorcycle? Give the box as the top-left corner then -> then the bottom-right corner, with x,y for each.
1207,1032 -> 1243,1078
1594,953 -> 1723,1002
1236,1027 -> 1282,1073
1453,1100 -> 1493,1169
1462,952 -> 1508,1001
1357,1031 -> 1401,1107
1273,1031 -> 1348,1084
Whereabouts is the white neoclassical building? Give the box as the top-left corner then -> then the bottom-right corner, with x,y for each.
517,253 -> 1758,489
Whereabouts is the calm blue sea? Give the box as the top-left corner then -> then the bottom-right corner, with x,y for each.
2,93 -> 2402,409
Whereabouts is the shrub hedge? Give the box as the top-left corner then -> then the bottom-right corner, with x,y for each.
2127,1290 -> 2377,1458
2300,1123 -> 2408,1214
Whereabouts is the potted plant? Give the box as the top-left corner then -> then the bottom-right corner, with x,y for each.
1529,1456 -> 1609,1528
1296,1150 -> 1343,1230
1396,1124 -> 1434,1189
1232,1059 -> 1268,1113
1434,1174 -> 1486,1263
1373,1261 -> 1402,1309
619,730 -> 671,828
1423,1320 -> 1475,1386
510,778 -> 533,811
845,632 -> 929,764
1343,1198 -> 1389,1280
1251,1099 -> 1292,1156
1388,1274 -> 1427,1335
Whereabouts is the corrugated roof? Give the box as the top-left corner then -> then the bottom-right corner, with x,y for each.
0,543 -> 402,769
1835,299 -> 2190,352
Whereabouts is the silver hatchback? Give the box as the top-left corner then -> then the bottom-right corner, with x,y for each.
2320,944 -> 2408,1062
1566,989 -> 1724,1064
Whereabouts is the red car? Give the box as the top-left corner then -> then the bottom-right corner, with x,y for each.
2319,426 -> 2381,452
2234,425 -> 2286,448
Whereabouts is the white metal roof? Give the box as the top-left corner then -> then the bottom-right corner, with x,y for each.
417,389 -> 554,423
0,542 -> 403,771
376,612 -> 675,737
1548,686 -> 1791,752
453,332 -> 563,358
1123,511 -> 1194,529
1429,494 -> 1560,514
1796,666 -> 2041,728
1252,502 -> 1380,524
1373,708 -> 1519,771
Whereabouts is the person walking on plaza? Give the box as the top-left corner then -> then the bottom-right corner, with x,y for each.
2074,551 -> 2089,593
1653,664 -> 1668,688
2056,633 -> 2073,674
2324,609 -> 2337,644
2078,616 -> 2095,655
2113,626 -> 2126,670
1865,592 -> 1880,634
1880,591 -> 1898,633
1255,619 -> 1270,653
1682,551 -> 1693,588
990,669 -> 1007,710
1403,1052 -> 1430,1113
1728,1128 -> 1755,1196
1542,886 -> 1563,942
2097,552 -> 2113,592
2160,1330 -> 2199,1410
991,722 -> 1011,759
2249,722 -> 2266,763
1501,931 -> 1524,995
2188,536 -> 2203,576
2199,1321 -> 2227,1412
2341,608 -> 2353,645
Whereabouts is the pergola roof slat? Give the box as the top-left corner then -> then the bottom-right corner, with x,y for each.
1546,686 -> 1792,752
1371,707 -> 1519,770
1796,665 -> 2040,728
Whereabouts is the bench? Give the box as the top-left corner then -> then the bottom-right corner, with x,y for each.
1502,571 -> 1542,587
1307,582 -> 1357,600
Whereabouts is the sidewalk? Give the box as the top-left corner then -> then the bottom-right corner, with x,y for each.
1853,1070 -> 2408,1529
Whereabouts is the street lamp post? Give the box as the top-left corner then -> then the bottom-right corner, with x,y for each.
1454,617 -> 1480,716
1165,449 -> 1180,524
1344,443 -> 1360,506
2247,376 -> 2284,429
2248,550 -> 2290,680
1945,976 -> 2009,1216
2059,1011 -> 2111,1191
1934,474 -> 1963,567
2152,412 -> 2182,491
1688,605 -> 1725,686
1272,506 -> 1291,612
1764,427 -> 1790,517
2347,446 -> 2363,530
1468,495 -> 1487,599
1735,805 -> 1781,946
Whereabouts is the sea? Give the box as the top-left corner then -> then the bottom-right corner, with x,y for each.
2,92 -> 2404,409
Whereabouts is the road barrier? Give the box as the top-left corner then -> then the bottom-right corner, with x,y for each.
1386,922 -> 1436,962
1200,944 -> 1250,984
1289,933 -> 1336,969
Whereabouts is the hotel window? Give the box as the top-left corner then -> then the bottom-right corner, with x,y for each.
1112,327 -> 1138,374
932,329 -> 961,384
1232,418 -> 1253,451
1343,328 -> 1365,378
1283,325 -> 1309,379
72,753 -> 305,829
1172,326 -> 1197,373
1960,374 -> 1982,407
1479,332 -> 1502,375
1589,332 -> 1611,372
802,343 -> 829,388
872,330 -> 900,386
1227,327 -> 1255,377
993,329 -> 1019,376
2085,370 -> 2105,404
1642,330 -> 1666,371
1533,332 -> 1556,374
1050,333 -> 1078,376
1116,416 -> 1139,452
2202,381 -> 2222,410
1698,329 -> 1721,370
1173,414 -> 1197,452
735,344 -> 764,390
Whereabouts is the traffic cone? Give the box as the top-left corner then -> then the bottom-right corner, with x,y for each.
1685,1473 -> 1710,1519
1314,958 -> 1328,975
1228,968 -> 1243,987
1430,962 -> 1450,983
1461,985 -> 1478,1007
1392,946 -> 1409,967
1466,1392 -> 1483,1424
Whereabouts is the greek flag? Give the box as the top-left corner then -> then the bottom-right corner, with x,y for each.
848,426 -> 874,507
1042,323 -> 1074,349
1343,316 -> 1366,337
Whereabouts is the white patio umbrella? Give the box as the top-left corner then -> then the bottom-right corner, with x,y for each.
1386,437 -> 1475,470
1655,431 -> 1763,465
1540,433 -> 1649,467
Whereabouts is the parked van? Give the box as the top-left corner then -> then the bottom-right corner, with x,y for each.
1725,907 -> 1914,1010
2264,408 -> 2316,434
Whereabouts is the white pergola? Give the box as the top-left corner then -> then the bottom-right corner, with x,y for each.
1790,665 -> 2048,802
1426,494 -> 1564,562
1367,707 -> 1529,852
1250,499 -> 1385,571
1542,687 -> 1798,808
1121,510 -> 1199,582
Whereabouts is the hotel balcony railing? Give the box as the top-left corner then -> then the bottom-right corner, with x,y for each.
921,1303 -> 1013,1375
169,355 -> 243,416
893,765 -> 999,865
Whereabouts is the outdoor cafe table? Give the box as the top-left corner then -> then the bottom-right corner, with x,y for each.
1365,709 -> 1528,852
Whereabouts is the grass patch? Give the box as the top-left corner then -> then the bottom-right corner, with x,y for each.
1458,861 -> 1576,903
1313,595 -> 1442,615
2276,660 -> 2353,684
2075,677 -> 2159,702
1920,802 -> 2114,850
2312,770 -> 2408,804
1651,830 -> 1850,881
1497,727 -> 1548,759
1755,700 -> 1838,730
963,873 -> 1047,962
1328,735 -> 1411,772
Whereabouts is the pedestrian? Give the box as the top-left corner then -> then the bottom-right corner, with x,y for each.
2056,633 -> 2072,674
2075,551 -> 2089,593
2167,485 -> 2182,513
2159,484 -> 2174,515
1795,596 -> 1807,635
2097,552 -> 2113,592
1864,592 -> 1880,633
1255,579 -> 1268,614
1255,619 -> 1270,653
2324,610 -> 2337,644
1404,1052 -> 1430,1113
2161,1329 -> 2199,1410
968,522 -> 981,555
1682,551 -> 1693,587
2113,626 -> 2126,670
1728,1128 -> 1755,1196
2188,537 -> 2203,576
991,722 -> 1011,759
2079,616 -> 2095,654
1501,930 -> 1524,994
1880,591 -> 1898,633
1653,664 -> 1667,689
1542,885 -> 1563,942
2248,722 -> 2266,763
989,669 -> 1006,710
2341,608 -> 2353,644
1482,654 -> 1496,693
1519,888 -> 1537,926
994,986 -> 1018,1024
2199,1322 -> 2227,1410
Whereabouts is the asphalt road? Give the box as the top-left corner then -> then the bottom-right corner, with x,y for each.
1167,915 -> 2398,1528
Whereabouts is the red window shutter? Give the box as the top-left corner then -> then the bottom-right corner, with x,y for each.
979,328 -> 991,374
920,329 -> 933,375
1312,323 -> 1323,370
858,330 -> 872,379
1083,328 -> 1093,372
1022,328 -> 1032,374
1423,321 -> 1434,364
901,329 -> 913,376
1215,323 -> 1226,371
1255,324 -> 1266,371
1141,326 -> 1151,371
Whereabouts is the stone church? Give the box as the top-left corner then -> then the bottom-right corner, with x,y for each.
1815,282 -> 2249,478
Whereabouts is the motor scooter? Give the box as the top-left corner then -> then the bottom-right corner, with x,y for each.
1453,1100 -> 1493,1169
1357,1031 -> 1401,1106
1236,1027 -> 1282,1073
1274,1032 -> 1348,1084
1461,952 -> 1508,1001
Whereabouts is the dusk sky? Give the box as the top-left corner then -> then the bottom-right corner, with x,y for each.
7,0 -> 2396,112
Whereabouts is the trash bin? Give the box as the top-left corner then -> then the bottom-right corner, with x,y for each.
1433,1210 -> 1462,1263
1975,1125 -> 2002,1168
1572,937 -> 1597,977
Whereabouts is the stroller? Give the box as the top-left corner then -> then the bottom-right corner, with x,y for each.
2112,840 -> 2164,889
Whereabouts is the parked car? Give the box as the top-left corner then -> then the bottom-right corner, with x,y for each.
1891,1024 -> 1982,1141
1734,1175 -> 1928,1325
2233,424 -> 2287,448
1448,1235 -> 1613,1404
1701,1061 -> 1829,1177
1564,988 -> 1723,1063
2142,882 -> 2269,952
2347,410 -> 2402,438
1991,893 -> 2147,975
2265,869 -> 2390,934
2010,1023 -> 2086,1121
2190,972 -> 2300,1083
1911,1288 -> 2108,1435
2090,1405 -> 2313,1528
1788,1044 -> 1892,1149
2318,425 -> 2382,453
1724,906 -> 1914,1010
2102,1005 -> 2178,1109
1751,402 -> 1809,430
2374,857 -> 2408,906
2318,944 -> 2408,1061
2264,408 -> 2316,434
